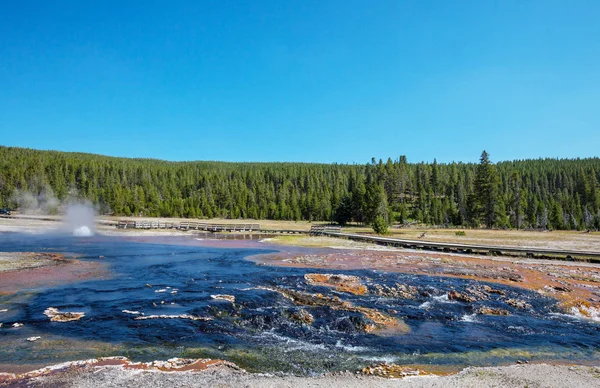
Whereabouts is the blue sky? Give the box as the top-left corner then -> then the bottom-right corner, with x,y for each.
1,1 -> 599,164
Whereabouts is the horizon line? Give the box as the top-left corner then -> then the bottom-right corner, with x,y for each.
2,144 -> 599,166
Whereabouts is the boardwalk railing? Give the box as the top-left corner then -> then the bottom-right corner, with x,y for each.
317,231 -> 600,262
115,219 -> 313,234
116,220 -> 260,232
310,225 -> 342,235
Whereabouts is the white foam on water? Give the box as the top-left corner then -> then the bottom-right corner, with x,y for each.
334,340 -> 370,352
418,301 -> 432,310
551,306 -> 600,323
122,310 -> 143,315
260,331 -> 328,352
460,313 -> 480,323
26,336 -> 41,342
508,325 -> 527,333
432,294 -> 456,304
358,355 -> 399,363
570,305 -> 600,322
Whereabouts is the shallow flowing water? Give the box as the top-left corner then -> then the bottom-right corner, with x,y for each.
1,233 -> 599,374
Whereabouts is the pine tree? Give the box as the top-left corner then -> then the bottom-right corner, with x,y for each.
372,215 -> 388,234
509,172 -> 525,229
333,194 -> 353,226
473,151 -> 498,228
431,158 -> 439,196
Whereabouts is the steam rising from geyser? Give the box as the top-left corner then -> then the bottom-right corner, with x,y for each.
64,203 -> 96,237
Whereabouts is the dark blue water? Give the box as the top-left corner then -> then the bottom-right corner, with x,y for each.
1,233 -> 600,374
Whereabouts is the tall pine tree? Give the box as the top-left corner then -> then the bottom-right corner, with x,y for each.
473,151 -> 498,228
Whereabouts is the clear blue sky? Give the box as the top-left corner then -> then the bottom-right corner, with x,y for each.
1,1 -> 599,164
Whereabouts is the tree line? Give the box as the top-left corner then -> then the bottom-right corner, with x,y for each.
1,146 -> 599,230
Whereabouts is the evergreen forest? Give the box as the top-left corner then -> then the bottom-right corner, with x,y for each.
1,146 -> 600,231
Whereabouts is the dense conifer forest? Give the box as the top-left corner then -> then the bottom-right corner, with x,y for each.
1,146 -> 599,230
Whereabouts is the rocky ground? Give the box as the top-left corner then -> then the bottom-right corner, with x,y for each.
0,252 -> 63,272
254,236 -> 600,322
1,360 -> 599,388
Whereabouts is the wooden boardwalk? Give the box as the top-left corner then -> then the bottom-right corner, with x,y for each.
116,220 -> 261,232
114,221 -> 600,262
319,231 -> 600,263
260,229 -> 305,234
309,225 -> 342,235
116,220 -> 307,234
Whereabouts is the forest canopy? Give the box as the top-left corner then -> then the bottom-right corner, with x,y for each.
1,146 -> 599,231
